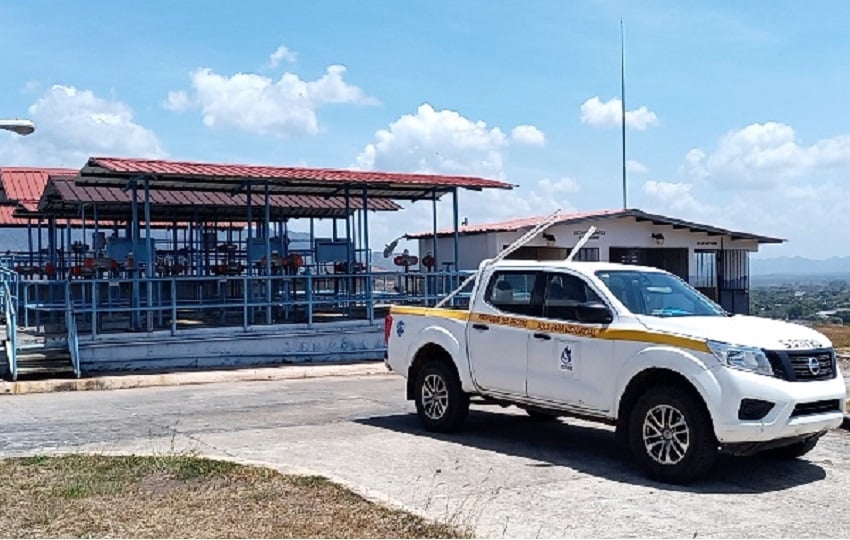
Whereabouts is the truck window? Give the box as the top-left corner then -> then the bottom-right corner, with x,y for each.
543,272 -> 603,322
595,270 -> 726,317
484,271 -> 542,316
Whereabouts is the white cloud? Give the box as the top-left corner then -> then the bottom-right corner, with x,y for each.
167,58 -> 377,137
538,176 -> 580,194
641,180 -> 712,216
0,84 -> 165,167
511,124 -> 545,146
580,96 -> 658,130
684,122 -> 850,189
352,104 -> 582,251
626,159 -> 648,173
354,103 -> 508,178
268,44 -> 297,67
163,90 -> 192,112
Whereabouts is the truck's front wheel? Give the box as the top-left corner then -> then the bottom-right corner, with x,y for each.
628,386 -> 718,484
414,362 -> 469,432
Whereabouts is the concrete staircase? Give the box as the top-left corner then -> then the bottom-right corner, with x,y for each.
2,326 -> 75,380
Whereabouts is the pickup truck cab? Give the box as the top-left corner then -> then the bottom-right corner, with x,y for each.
385,259 -> 846,483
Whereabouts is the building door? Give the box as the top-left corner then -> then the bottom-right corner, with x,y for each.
718,249 -> 750,315
693,249 -> 719,302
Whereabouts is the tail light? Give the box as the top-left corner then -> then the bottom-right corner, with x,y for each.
384,313 -> 393,345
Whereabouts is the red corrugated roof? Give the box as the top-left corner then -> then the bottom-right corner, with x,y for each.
408,208 -> 784,244
41,175 -> 399,219
0,204 -> 29,227
78,157 -> 514,198
0,167 -> 77,206
408,210 -> 625,238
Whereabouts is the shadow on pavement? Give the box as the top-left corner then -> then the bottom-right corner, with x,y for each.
356,407 -> 826,494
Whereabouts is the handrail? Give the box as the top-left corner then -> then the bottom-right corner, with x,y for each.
65,282 -> 81,378
2,279 -> 18,381
10,268 -> 472,340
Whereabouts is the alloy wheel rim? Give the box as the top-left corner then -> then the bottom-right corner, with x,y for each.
422,373 -> 449,420
642,404 -> 690,465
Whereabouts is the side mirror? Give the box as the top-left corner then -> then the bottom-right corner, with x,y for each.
576,302 -> 613,325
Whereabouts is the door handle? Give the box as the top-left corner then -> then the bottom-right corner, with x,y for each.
533,332 -> 551,340
472,323 -> 489,331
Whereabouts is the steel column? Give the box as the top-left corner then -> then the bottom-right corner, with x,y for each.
144,176 -> 153,331
130,178 -> 141,330
246,188 -> 253,277
264,181 -> 272,324
432,189 -> 438,301
452,187 -> 460,300
27,219 -> 33,265
362,186 -> 373,322
345,186 -> 352,309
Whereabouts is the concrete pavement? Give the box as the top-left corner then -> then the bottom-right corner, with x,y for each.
1,374 -> 849,537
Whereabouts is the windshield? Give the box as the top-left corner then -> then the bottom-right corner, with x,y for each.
595,270 -> 726,317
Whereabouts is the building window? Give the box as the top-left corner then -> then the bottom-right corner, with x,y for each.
569,247 -> 600,262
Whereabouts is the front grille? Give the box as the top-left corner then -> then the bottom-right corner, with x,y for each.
791,399 -> 842,417
765,348 -> 836,381
788,351 -> 835,381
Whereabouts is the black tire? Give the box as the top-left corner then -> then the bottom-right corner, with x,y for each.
762,434 -> 821,459
628,385 -> 718,484
414,361 -> 469,432
525,408 -> 559,421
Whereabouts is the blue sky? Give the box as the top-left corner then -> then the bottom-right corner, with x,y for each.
2,1 -> 850,257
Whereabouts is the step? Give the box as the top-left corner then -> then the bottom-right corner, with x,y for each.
16,343 -> 69,353
16,351 -> 71,363
16,365 -> 75,376
15,332 -> 68,343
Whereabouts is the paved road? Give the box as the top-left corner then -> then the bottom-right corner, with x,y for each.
1,375 -> 849,538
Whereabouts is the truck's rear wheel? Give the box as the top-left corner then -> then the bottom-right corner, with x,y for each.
414,362 -> 469,432
761,434 -> 822,459
628,386 -> 717,484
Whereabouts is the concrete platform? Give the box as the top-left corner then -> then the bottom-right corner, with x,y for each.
0,360 -> 389,395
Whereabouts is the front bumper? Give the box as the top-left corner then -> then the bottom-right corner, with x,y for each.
709,365 -> 846,444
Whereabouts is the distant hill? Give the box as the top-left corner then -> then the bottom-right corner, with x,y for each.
751,256 -> 850,276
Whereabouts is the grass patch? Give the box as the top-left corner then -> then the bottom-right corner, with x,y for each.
815,324 -> 850,349
0,454 -> 465,538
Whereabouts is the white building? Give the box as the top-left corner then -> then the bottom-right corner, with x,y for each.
408,209 -> 783,314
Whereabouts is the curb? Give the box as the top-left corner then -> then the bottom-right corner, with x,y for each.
0,361 -> 391,396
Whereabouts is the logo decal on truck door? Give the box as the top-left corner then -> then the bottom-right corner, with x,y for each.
396,320 -> 406,337
560,345 -> 573,371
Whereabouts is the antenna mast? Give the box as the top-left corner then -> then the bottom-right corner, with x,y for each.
620,19 -> 627,209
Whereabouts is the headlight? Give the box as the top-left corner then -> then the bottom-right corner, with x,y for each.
707,341 -> 773,376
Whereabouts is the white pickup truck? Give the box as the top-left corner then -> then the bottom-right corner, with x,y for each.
385,259 -> 846,483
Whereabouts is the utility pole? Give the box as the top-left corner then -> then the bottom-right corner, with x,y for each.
620,20 -> 627,209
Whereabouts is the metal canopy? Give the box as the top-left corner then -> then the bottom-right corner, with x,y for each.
76,157 -> 514,200
36,175 -> 400,221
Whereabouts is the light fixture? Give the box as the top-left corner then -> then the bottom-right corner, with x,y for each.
651,232 -> 665,245
0,119 -> 36,136
383,235 -> 405,258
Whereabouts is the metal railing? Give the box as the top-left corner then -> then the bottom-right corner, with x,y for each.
10,268 -> 474,340
2,276 -> 19,381
64,282 -> 80,378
